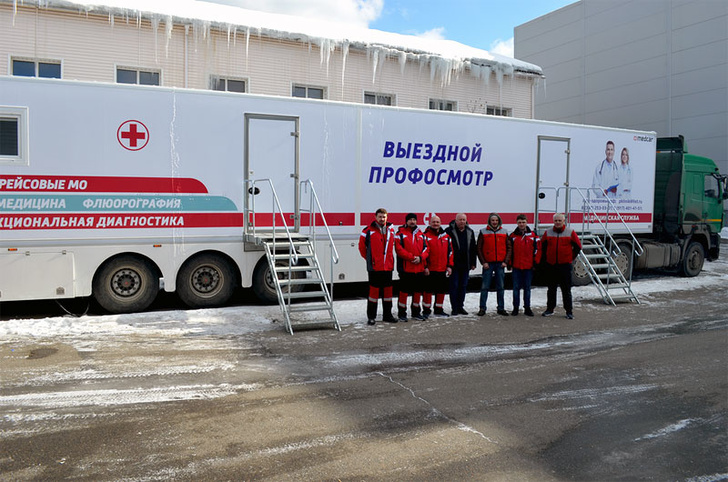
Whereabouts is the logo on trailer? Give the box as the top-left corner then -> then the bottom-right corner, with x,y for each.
117,120 -> 150,151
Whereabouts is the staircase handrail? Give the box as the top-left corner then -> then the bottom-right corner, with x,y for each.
245,178 -> 299,265
299,180 -> 340,265
569,186 -> 644,258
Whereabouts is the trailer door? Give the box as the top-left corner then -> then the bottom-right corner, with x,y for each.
536,136 -> 570,232
245,114 -> 300,233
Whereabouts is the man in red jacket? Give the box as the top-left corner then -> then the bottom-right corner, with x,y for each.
359,208 -> 397,325
476,213 -> 512,316
422,215 -> 454,317
395,213 -> 429,321
540,213 -> 582,319
508,214 -> 541,316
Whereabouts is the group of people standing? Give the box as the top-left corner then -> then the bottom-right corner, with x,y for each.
358,209 -> 583,325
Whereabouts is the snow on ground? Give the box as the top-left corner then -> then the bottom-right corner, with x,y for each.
2,255 -> 726,340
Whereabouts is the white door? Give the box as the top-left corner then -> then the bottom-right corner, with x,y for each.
245,114 -> 299,232
536,136 -> 570,232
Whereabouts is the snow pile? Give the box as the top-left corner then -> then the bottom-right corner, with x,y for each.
13,0 -> 542,87
1,255 -> 726,340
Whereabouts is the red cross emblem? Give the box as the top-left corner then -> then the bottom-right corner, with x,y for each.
117,120 -> 149,151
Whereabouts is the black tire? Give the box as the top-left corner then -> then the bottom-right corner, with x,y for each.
252,258 -> 305,304
680,241 -> 704,277
611,241 -> 634,278
571,256 -> 591,286
177,253 -> 235,308
93,256 -> 159,313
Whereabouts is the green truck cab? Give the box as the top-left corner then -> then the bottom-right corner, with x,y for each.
636,136 -> 727,276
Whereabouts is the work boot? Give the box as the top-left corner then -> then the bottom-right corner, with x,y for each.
398,309 -> 408,322
542,310 -> 554,317
565,313 -> 574,320
524,307 -> 534,317
511,308 -> 519,316
433,308 -> 449,317
411,304 -> 426,321
477,309 -> 485,316
497,309 -> 510,316
422,308 -> 432,318
383,314 -> 398,323
367,319 -> 376,325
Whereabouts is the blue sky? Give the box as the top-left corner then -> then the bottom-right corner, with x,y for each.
370,0 -> 576,56
206,0 -> 576,57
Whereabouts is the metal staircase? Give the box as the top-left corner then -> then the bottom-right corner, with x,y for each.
577,233 -> 639,305
247,179 -> 340,334
539,186 -> 643,305
570,187 -> 644,305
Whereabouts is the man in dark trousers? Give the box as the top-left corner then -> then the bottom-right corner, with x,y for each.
540,213 -> 582,319
445,213 -> 477,316
359,208 -> 397,325
395,213 -> 429,321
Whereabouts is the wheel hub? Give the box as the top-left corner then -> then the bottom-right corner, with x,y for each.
112,269 -> 141,297
192,266 -> 219,293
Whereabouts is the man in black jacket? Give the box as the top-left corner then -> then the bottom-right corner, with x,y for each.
445,213 -> 477,315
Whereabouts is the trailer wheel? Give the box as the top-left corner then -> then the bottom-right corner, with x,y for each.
572,256 -> 592,286
93,256 -> 159,313
177,253 -> 235,308
611,241 -> 634,278
680,241 -> 704,277
252,258 -> 305,304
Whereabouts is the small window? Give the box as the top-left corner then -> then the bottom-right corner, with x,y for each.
12,59 -> 61,78
292,85 -> 325,100
429,99 -> 456,111
704,175 -> 720,199
117,68 -> 160,86
211,76 -> 247,93
364,92 -> 394,106
0,107 -> 29,165
486,106 -> 512,117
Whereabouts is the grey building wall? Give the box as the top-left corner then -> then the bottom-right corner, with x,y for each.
515,0 -> 727,178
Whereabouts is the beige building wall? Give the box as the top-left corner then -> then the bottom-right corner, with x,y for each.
2,3 -> 536,118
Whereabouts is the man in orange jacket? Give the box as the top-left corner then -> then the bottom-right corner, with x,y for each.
540,213 -> 582,319
508,214 -> 541,316
359,208 -> 397,325
395,213 -> 429,321
422,215 -> 454,317
476,213 -> 512,316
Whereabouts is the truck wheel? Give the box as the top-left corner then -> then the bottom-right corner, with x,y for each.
177,253 -> 235,308
252,258 -> 305,304
680,241 -> 704,277
611,241 -> 634,278
93,256 -> 159,313
571,256 -> 592,286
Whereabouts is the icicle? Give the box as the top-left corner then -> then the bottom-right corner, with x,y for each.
245,28 -> 250,70
226,24 -> 231,49
370,48 -> 379,83
151,15 -> 160,64
341,42 -> 349,96
164,15 -> 173,58
108,11 -> 113,28
398,51 -> 406,75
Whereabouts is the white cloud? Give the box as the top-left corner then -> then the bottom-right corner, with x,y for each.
489,37 -> 514,58
200,0 -> 384,27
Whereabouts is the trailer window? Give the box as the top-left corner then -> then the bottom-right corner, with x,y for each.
0,108 -> 28,165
